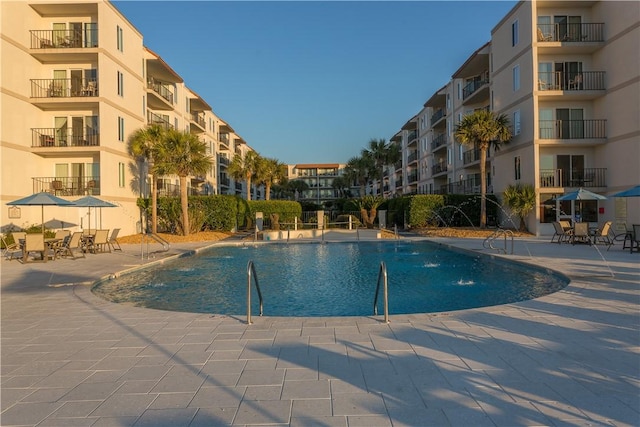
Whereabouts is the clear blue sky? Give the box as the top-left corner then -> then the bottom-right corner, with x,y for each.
113,1 -> 516,165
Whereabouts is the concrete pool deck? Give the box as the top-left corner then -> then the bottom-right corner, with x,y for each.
1,235 -> 638,426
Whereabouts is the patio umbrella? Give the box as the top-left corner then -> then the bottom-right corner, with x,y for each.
612,185 -> 640,198
556,188 -> 607,222
72,195 -> 116,233
7,192 -> 75,235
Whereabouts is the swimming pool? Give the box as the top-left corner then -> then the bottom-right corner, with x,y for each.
93,241 -> 568,317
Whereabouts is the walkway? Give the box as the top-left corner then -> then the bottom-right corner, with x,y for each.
1,236 -> 638,426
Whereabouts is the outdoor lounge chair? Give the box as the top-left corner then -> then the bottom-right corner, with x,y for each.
591,221 -> 613,249
1,236 -> 22,260
22,234 -> 48,263
571,222 -> 591,245
93,229 -> 110,253
56,232 -> 85,259
108,228 -> 122,251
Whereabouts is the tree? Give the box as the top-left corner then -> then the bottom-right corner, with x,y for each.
362,138 -> 400,195
127,124 -> 165,234
227,150 -> 260,200
154,129 -> 212,236
287,180 -> 309,201
357,195 -> 384,229
502,183 -> 536,232
345,155 -> 373,197
255,157 -> 286,200
331,175 -> 351,198
454,110 -> 512,228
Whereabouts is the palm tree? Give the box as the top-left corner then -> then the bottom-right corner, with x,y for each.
227,150 -> 260,200
502,183 -> 536,232
454,110 -> 512,228
154,129 -> 212,236
362,138 -> 400,195
357,195 -> 384,229
345,155 -> 373,197
255,157 -> 286,200
127,124 -> 165,234
331,175 -> 351,198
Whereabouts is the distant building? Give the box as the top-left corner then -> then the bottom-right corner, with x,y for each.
287,164 -> 347,208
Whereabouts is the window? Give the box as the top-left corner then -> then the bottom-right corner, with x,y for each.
116,25 -> 123,52
513,110 -> 521,135
514,156 -> 521,180
457,82 -> 462,100
512,20 -> 519,46
118,116 -> 124,141
118,162 -> 125,187
512,65 -> 520,91
117,71 -> 124,96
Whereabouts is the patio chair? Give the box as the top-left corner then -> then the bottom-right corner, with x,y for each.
22,234 -> 47,263
571,222 -> 591,245
551,221 -> 571,243
631,225 -> 640,254
12,231 -> 26,249
56,232 -> 85,259
108,228 -> 122,252
54,230 -> 71,240
591,221 -> 613,249
1,236 -> 22,260
93,229 -> 111,253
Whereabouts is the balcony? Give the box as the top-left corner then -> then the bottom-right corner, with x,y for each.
462,78 -> 489,104
431,163 -> 448,176
29,29 -> 98,62
539,119 -> 606,141
463,148 -> 481,165
431,134 -> 447,151
430,109 -> 446,127
407,151 -> 418,165
219,177 -> 230,187
190,112 -> 206,132
147,79 -> 174,110
407,171 -> 418,184
218,156 -> 229,167
539,168 -> 607,188
147,111 -> 173,130
538,71 -> 605,100
443,177 -> 482,195
407,130 -> 418,145
33,176 -> 100,196
31,128 -> 99,148
31,78 -> 98,109
157,183 -> 199,197
395,180 -> 403,189
537,23 -> 605,54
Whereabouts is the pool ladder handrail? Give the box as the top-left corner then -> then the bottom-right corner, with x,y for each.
373,261 -> 389,323
246,260 -> 264,324
483,228 -> 514,254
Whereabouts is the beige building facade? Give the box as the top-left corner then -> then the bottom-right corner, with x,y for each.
1,0 -> 252,236
389,0 -> 639,235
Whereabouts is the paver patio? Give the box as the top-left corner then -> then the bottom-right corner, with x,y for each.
1,235 -> 639,426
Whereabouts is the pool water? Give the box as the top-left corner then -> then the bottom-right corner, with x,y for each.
93,241 -> 568,317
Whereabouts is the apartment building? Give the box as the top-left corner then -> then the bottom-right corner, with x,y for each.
389,0 -> 639,236
287,164 -> 346,207
1,0 -> 250,235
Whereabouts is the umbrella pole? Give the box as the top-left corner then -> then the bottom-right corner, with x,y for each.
41,205 -> 45,235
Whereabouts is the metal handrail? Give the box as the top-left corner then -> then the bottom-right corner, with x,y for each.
246,260 -> 263,324
483,228 -> 514,254
373,261 -> 389,323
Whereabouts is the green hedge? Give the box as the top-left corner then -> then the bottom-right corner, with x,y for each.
137,196 -> 303,233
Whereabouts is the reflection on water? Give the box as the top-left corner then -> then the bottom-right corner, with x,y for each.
93,241 -> 568,316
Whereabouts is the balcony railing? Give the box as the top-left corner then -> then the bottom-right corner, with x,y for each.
33,176 -> 100,196
219,177 -> 230,187
30,29 -> 98,49
431,163 -> 447,175
157,183 -> 200,197
431,134 -> 447,150
191,112 -> 205,129
407,171 -> 418,183
407,151 -> 418,164
539,168 -> 607,188
31,78 -> 98,98
235,182 -> 243,191
539,119 -> 606,139
430,109 -> 446,126
463,148 -> 481,165
31,128 -> 99,147
537,23 -> 605,43
462,78 -> 489,100
538,71 -> 605,91
218,156 -> 229,166
147,111 -> 173,130
395,180 -> 403,188
147,79 -> 174,104
407,130 -> 418,142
